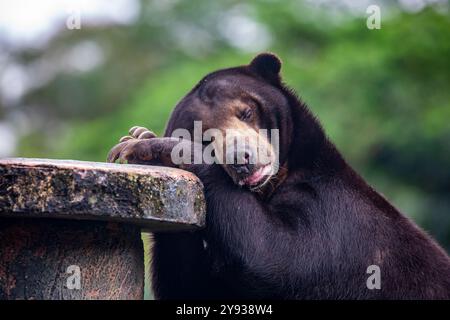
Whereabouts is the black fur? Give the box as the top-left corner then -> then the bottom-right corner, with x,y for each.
151,53 -> 450,299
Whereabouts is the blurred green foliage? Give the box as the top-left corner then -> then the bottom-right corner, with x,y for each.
2,1 -> 449,256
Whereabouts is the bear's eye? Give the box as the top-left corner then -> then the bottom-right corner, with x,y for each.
239,108 -> 253,122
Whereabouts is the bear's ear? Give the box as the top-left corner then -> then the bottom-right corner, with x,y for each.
248,53 -> 282,83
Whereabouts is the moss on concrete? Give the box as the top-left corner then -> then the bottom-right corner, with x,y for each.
0,158 -> 206,231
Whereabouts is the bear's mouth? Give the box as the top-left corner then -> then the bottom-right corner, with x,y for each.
238,164 -> 272,188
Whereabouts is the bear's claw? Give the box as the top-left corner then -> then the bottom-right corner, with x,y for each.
129,126 -> 156,139
108,126 -> 158,163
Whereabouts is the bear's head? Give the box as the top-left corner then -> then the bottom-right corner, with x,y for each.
165,53 -> 323,190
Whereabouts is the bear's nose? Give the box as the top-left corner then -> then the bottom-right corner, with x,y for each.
230,150 -> 253,175
231,163 -> 252,175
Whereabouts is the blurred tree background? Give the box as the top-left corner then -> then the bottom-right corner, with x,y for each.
0,0 -> 449,298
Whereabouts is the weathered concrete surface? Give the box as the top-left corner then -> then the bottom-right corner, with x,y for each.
0,158 -> 206,231
0,218 -> 144,300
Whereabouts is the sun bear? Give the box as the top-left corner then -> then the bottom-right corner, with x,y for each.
107,53 -> 450,299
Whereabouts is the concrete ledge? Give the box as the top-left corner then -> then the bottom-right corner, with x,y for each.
0,158 -> 206,232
